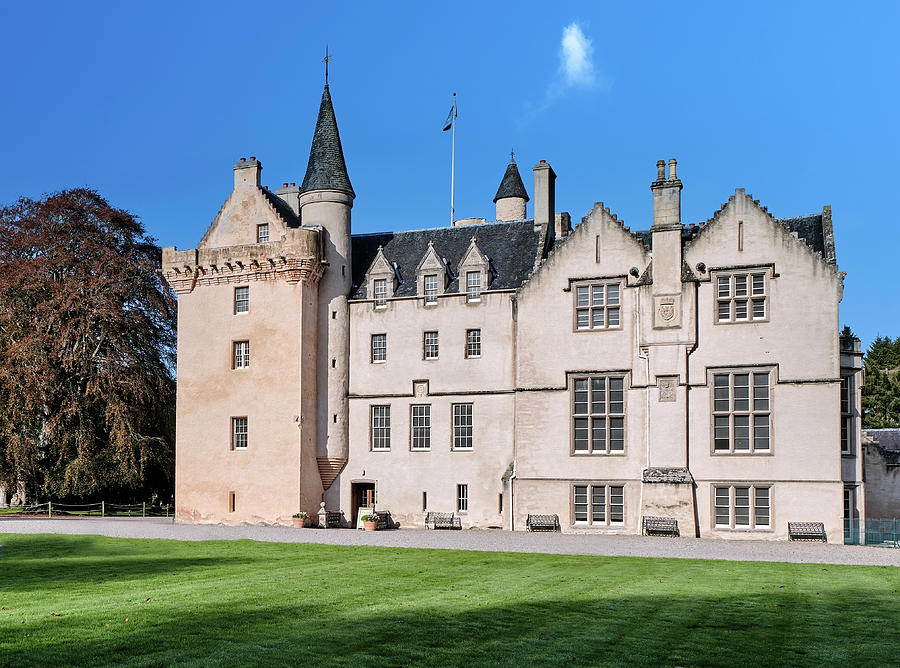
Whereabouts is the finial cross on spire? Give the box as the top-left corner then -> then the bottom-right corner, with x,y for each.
510,148 -> 515,163
323,45 -> 333,84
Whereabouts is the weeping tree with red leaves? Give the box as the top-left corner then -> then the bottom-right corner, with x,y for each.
0,188 -> 176,501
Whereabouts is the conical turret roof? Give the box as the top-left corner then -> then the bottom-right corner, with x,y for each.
300,85 -> 355,198
493,157 -> 529,203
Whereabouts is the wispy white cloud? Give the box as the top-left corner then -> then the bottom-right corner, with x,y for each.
519,22 -> 606,125
559,22 -> 596,88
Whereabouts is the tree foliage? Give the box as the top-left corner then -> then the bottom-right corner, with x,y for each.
0,189 -> 176,500
861,335 -> 900,429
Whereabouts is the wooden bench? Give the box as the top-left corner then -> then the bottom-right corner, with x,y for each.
642,516 -> 680,537
526,514 -> 560,532
425,512 -> 461,530
788,522 -> 826,542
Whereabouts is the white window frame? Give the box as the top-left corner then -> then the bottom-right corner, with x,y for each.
573,484 -> 624,526
715,271 -> 768,323
371,333 -> 387,363
371,405 -> 391,451
373,278 -> 387,308
712,370 -> 771,454
452,403 -> 473,450
466,329 -> 481,358
714,485 -> 770,529
424,331 -> 439,360
574,282 -> 621,330
234,286 -> 249,314
256,223 -> 269,243
411,404 -> 431,451
457,484 -> 468,512
840,375 -> 853,455
233,341 -> 250,369
232,417 -> 248,450
466,271 -> 481,302
424,274 -> 438,304
572,375 -> 626,454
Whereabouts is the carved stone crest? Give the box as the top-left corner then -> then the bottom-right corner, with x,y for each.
413,381 -> 429,398
653,295 -> 682,328
658,377 -> 677,402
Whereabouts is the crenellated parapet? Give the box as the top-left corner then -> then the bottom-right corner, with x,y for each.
161,228 -> 324,295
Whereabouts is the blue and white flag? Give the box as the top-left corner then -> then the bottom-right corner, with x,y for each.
442,102 -> 456,131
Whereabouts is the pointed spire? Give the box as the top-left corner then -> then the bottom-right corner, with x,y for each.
300,85 -> 355,198
493,154 -> 529,203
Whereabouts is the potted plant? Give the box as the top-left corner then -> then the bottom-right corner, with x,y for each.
292,512 -> 309,528
361,513 -> 378,532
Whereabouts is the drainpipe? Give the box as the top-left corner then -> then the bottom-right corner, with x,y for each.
508,459 -> 517,532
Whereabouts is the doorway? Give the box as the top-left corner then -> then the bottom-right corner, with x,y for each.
351,482 -> 376,527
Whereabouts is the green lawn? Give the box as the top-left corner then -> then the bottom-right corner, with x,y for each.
0,535 -> 897,666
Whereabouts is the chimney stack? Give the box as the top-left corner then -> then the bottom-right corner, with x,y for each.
651,157 -> 682,228
234,156 -> 261,190
533,160 -> 556,228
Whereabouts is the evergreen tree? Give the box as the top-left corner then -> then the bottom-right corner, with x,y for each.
861,335 -> 900,428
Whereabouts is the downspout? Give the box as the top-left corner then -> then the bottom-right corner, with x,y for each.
510,293 -> 519,532
509,459 -> 517,532
636,288 -> 650,518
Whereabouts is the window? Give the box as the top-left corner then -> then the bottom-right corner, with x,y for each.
466,271 -> 481,302
234,286 -> 249,314
257,224 -> 269,243
712,371 -> 770,453
716,272 -> 767,323
457,484 -> 468,512
452,403 -> 473,449
841,376 -> 853,454
424,274 -> 438,304
575,283 -> 620,330
466,329 -> 481,358
228,492 -> 236,513
573,485 -> 624,526
714,486 -> 770,529
233,341 -> 250,369
572,376 -> 625,453
374,279 -> 387,307
424,331 -> 439,360
411,405 -> 431,451
371,406 -> 391,450
232,417 -> 248,450
371,334 -> 386,363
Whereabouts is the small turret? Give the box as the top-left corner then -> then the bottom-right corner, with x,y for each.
493,153 -> 529,221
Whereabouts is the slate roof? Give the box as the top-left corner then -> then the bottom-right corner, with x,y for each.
261,188 -> 300,228
300,85 -> 355,198
631,214 -> 828,258
350,220 -> 546,299
493,159 -> 529,203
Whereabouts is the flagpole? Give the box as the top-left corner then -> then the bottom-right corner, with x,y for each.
450,93 -> 456,225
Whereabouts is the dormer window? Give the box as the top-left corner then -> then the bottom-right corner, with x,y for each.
374,279 -> 387,308
466,271 -> 481,302
257,224 -> 269,243
424,275 -> 438,304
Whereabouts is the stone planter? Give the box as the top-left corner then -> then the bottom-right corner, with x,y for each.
363,520 -> 377,532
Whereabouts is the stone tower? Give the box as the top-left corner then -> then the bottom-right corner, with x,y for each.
298,84 -> 355,506
493,154 -> 529,221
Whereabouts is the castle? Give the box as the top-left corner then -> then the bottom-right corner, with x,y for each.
162,83 -> 865,541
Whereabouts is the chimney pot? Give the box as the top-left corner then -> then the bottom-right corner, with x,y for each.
290,182 -> 296,187
656,160 -> 666,181
668,158 -> 677,181
250,156 -> 256,161
283,182 -> 288,188
240,157 -> 246,163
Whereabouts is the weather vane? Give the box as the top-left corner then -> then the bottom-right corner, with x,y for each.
323,45 -> 333,84
511,148 -> 515,163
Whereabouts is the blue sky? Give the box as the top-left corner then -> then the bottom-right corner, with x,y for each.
2,1 -> 897,348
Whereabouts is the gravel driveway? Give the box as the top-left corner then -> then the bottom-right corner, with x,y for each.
2,517 -> 897,566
